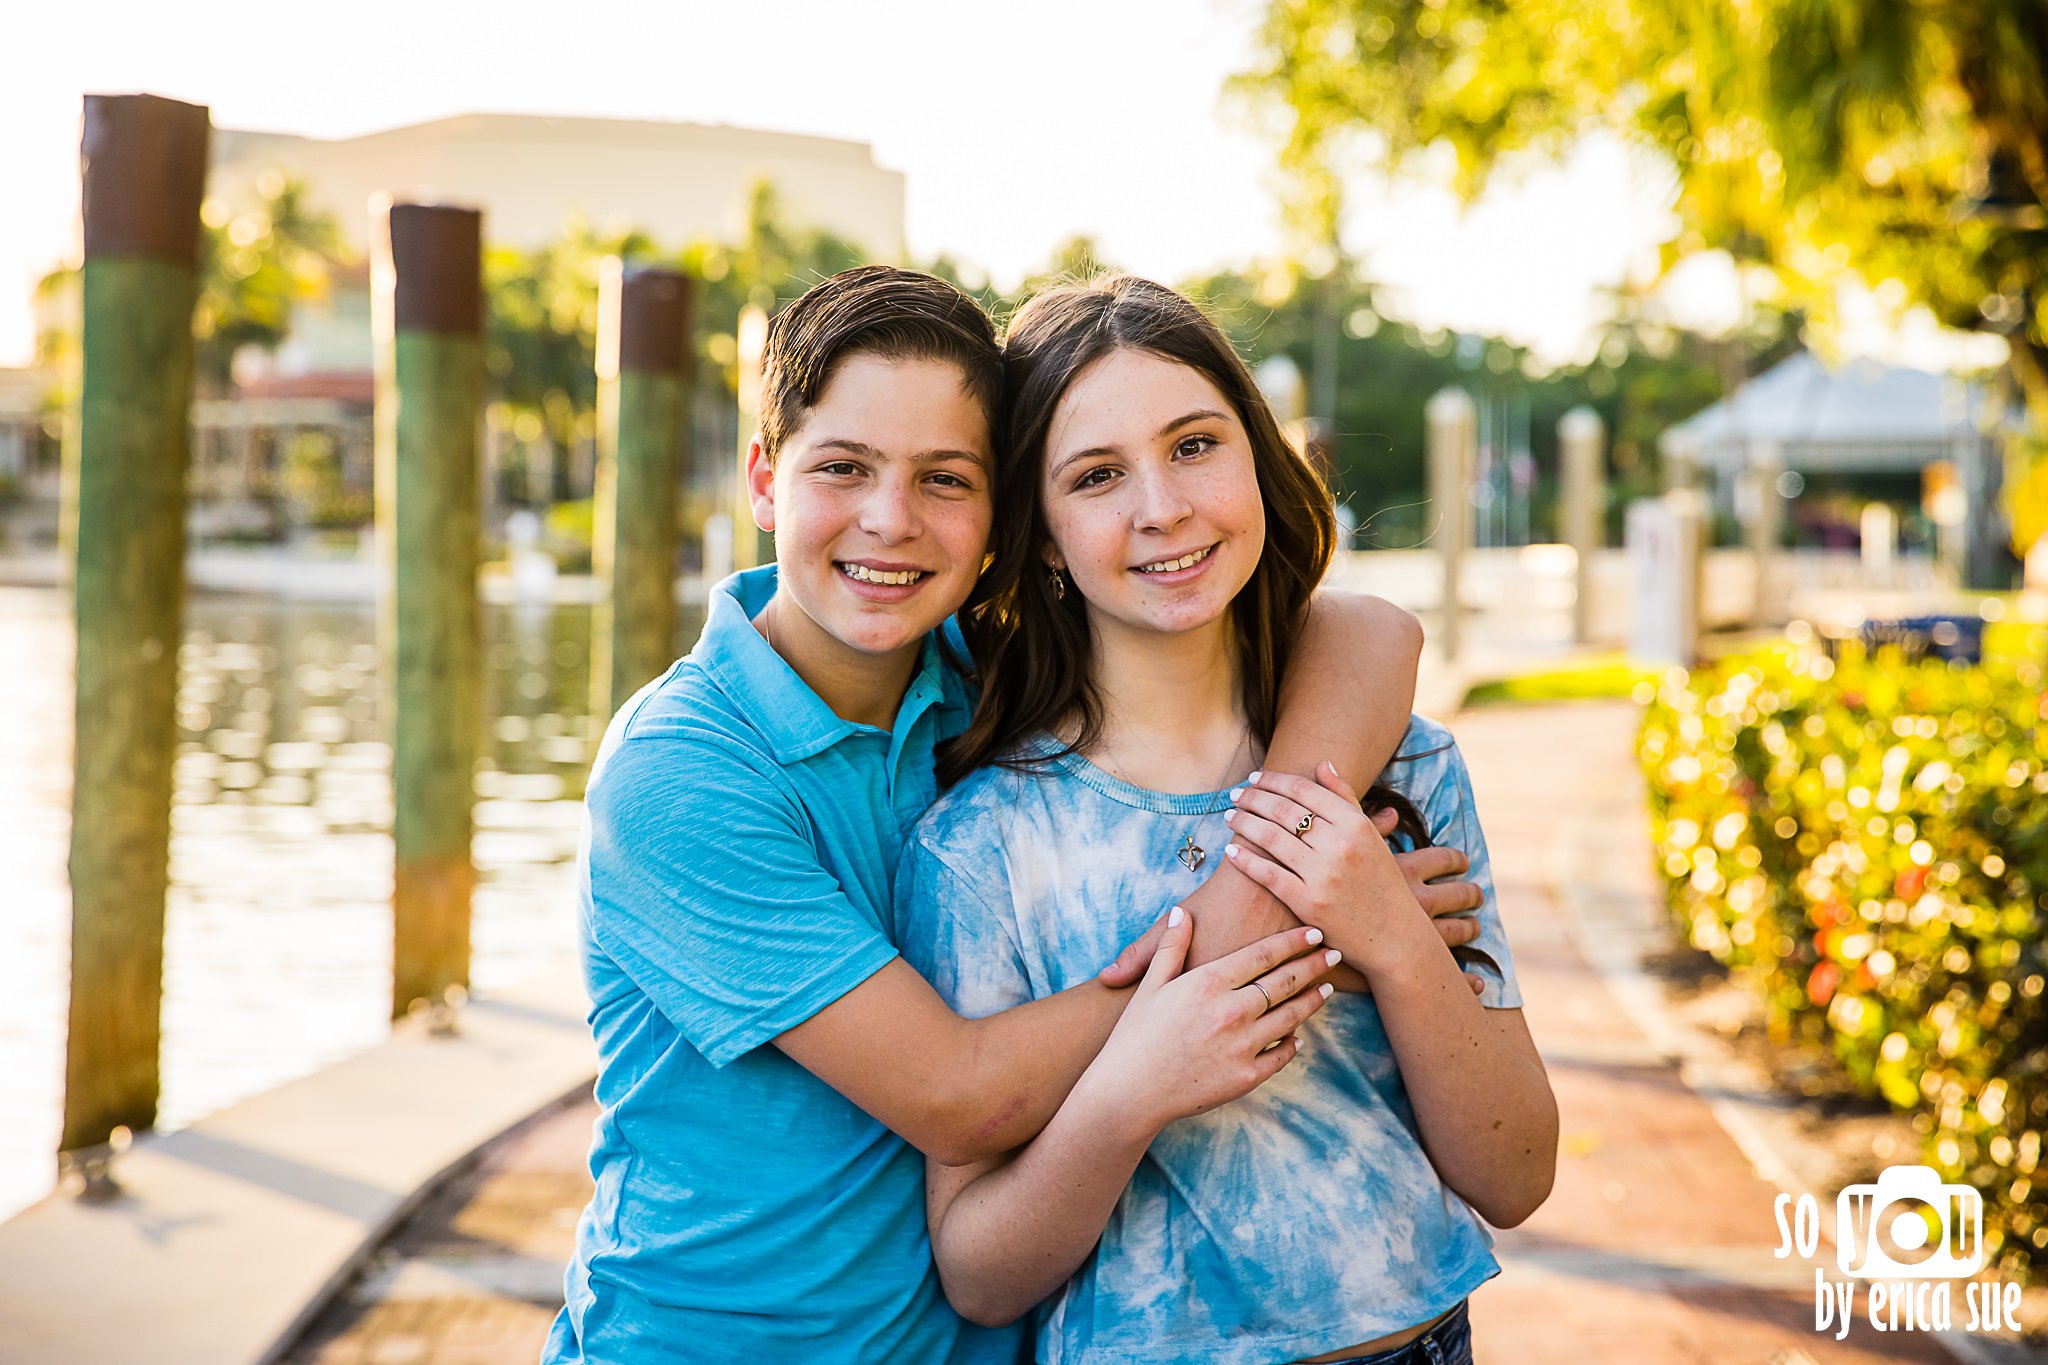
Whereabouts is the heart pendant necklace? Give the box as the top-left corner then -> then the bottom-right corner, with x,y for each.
1096,721 -> 1252,877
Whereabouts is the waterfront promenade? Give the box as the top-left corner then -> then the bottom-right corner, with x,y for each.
5,562 -> 2032,1362
272,699 -> 2025,1363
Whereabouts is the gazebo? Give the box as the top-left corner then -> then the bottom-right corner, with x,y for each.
1659,350 -> 2012,585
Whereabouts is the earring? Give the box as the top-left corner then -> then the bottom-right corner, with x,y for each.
1048,565 -> 1067,601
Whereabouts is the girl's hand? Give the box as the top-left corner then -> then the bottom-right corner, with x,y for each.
1078,908 -> 1337,1138
1096,825 -> 1485,993
1221,763 -> 1446,978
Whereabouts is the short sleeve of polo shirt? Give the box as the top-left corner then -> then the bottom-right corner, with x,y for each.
1419,740 -> 1524,1010
893,831 -> 1034,1022
584,732 -> 900,1067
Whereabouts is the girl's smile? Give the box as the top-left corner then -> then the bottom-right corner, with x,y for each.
1129,541 -> 1220,581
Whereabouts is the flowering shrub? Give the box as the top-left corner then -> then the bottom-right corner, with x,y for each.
1640,642 -> 2048,1275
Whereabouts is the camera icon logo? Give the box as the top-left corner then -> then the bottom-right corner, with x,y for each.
1836,1164 -> 1984,1279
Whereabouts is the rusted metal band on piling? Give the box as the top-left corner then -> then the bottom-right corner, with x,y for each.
618,267 -> 692,376
81,94 -> 210,265
383,203 -> 484,336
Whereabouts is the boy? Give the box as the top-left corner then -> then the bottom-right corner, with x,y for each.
545,267 -> 1480,1362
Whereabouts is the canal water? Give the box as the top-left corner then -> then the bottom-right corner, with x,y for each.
0,585 -> 703,1223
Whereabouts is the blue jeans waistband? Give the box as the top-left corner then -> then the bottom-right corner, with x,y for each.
1312,1298 -> 1472,1365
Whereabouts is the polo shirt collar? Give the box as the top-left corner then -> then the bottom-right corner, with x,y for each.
701,566 -> 960,766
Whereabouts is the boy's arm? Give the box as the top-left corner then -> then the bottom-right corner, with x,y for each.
590,734 -> 1326,1170
1134,591 -> 1468,989
1185,592 -> 1417,979
775,923 -> 1323,1167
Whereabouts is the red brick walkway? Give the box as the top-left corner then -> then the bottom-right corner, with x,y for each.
280,1089 -> 594,1365
284,700 -> 1984,1365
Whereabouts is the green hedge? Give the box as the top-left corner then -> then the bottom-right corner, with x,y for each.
1640,642 -> 2048,1276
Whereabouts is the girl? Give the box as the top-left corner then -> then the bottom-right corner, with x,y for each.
895,277 -> 1557,1364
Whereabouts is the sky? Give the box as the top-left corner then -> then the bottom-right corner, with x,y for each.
0,0 -> 1687,369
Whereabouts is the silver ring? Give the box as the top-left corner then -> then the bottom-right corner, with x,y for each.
1250,981 -> 1273,1012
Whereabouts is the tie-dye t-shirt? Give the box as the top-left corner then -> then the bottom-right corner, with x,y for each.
892,715 -> 1520,1365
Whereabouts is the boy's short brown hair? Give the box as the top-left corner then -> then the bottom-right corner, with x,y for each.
758,266 -> 1002,460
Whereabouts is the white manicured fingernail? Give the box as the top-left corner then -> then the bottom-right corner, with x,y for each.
1248,770 -> 1262,782
1168,906 -> 1184,927
1224,844 -> 1240,859
1229,787 -> 1244,802
1319,983 -> 1334,999
1304,927 -> 1324,945
1324,949 -> 1342,968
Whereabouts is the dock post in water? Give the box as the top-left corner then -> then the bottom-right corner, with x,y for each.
62,94 -> 210,1163
592,260 -> 693,720
373,201 -> 485,1019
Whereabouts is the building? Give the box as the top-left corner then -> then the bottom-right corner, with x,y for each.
0,367 -> 58,549
197,114 -> 906,539
0,368 -> 48,483
210,113 -> 905,268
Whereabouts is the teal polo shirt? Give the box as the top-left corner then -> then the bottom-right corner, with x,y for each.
544,567 -> 1021,1364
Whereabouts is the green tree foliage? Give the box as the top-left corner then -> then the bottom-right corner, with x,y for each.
484,221 -> 657,460
1016,235 -> 1125,299
193,177 -> 347,392
695,180 -> 869,321
1238,0 -> 2048,550
483,181 -> 868,499
38,174 -> 347,397
1177,260 -> 1745,545
939,241 -> 1743,548
923,235 -> 1128,332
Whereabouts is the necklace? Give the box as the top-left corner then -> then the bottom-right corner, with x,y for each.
1092,720 -> 1252,876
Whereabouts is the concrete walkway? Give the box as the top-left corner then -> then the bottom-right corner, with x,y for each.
272,700 -> 2028,1364
0,966 -> 594,1365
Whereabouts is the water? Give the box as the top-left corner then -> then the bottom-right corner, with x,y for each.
0,586 -> 702,1223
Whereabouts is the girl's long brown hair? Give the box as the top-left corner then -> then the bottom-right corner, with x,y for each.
939,276 -> 1338,789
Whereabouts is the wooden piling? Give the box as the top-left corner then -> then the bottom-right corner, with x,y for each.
62,94 -> 210,1156
373,201 -> 484,1019
1426,386 -> 1475,663
1746,449 -> 1785,626
593,261 -> 693,719
1559,406 -> 1605,645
